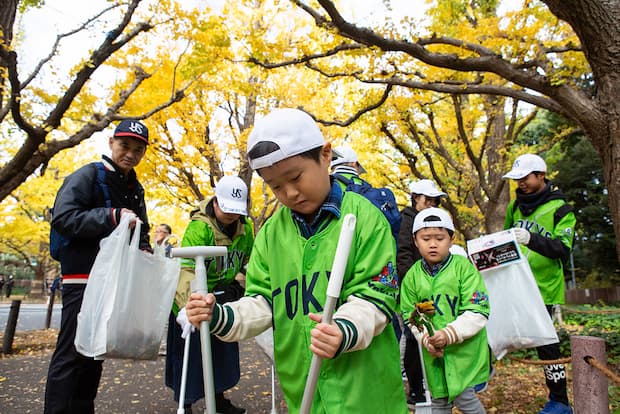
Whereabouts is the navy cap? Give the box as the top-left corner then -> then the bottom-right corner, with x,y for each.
114,120 -> 149,145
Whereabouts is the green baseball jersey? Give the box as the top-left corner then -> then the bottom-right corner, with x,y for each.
174,199 -> 254,311
504,198 -> 576,304
401,254 -> 490,401
245,191 -> 408,414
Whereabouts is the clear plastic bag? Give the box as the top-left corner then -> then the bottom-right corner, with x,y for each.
75,215 -> 180,360
467,229 -> 559,359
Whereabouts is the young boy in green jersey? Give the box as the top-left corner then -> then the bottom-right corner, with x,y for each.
503,154 -> 575,414
400,208 -> 490,414
186,108 -> 408,413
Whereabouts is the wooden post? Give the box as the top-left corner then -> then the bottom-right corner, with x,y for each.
2,299 -> 21,354
45,290 -> 56,329
570,335 -> 609,414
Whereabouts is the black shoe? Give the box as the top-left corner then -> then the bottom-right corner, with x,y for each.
407,391 -> 427,405
215,396 -> 246,414
183,404 -> 192,414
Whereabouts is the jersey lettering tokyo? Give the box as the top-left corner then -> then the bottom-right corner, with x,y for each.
401,254 -> 490,401
245,191 -> 408,413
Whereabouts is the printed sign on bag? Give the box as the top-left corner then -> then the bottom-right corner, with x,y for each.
467,229 -> 522,272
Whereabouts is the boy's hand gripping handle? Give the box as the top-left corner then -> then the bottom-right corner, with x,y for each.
170,246 -> 227,414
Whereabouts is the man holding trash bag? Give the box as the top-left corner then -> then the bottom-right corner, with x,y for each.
44,119 -> 151,414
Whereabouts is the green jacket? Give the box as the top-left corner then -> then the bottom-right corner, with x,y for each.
174,198 -> 254,312
504,184 -> 576,304
401,254 -> 490,401
245,191 -> 407,414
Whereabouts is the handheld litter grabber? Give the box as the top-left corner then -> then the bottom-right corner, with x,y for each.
170,246 -> 228,414
299,214 -> 356,414
409,301 -> 437,414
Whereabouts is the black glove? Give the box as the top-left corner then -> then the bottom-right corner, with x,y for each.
213,280 -> 245,304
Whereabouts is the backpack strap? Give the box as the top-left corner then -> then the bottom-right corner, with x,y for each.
332,173 -> 370,188
553,203 -> 573,227
333,173 -> 354,187
95,162 -> 112,208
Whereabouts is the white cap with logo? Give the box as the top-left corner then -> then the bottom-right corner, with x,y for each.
330,145 -> 367,173
412,207 -> 455,234
247,108 -> 325,170
409,179 -> 447,197
503,154 -> 547,180
215,176 -> 248,215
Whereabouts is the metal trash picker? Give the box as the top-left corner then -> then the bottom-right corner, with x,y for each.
170,246 -> 228,414
299,214 -> 356,414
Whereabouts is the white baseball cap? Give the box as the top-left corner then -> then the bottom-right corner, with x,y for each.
503,154 -> 547,180
412,207 -> 455,234
330,145 -> 367,173
215,176 -> 248,215
409,179 -> 447,197
247,108 -> 325,170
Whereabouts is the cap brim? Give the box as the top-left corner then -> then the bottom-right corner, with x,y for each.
502,170 -> 529,179
114,132 -> 148,145
219,201 -> 247,215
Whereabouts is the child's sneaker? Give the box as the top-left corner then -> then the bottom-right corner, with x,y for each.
538,400 -> 573,414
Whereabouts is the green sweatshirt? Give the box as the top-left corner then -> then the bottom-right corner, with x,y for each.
504,195 -> 576,304
174,198 -> 254,312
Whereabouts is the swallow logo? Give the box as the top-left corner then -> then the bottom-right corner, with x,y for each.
231,188 -> 243,198
128,122 -> 144,135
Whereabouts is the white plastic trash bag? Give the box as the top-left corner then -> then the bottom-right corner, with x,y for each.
467,229 -> 558,359
75,215 -> 181,360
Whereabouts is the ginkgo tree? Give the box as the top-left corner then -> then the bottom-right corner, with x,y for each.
0,0 -> 193,201
246,0 -> 620,260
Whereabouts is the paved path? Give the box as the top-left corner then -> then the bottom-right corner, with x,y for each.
0,340 -> 288,413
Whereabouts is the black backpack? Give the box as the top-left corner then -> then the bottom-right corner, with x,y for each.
49,162 -> 111,261
333,173 -> 401,241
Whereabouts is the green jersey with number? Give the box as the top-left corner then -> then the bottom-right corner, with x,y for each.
245,191 -> 408,414
401,254 -> 490,401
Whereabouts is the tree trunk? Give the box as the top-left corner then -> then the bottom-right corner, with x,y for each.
542,0 -> 620,262
0,0 -> 18,104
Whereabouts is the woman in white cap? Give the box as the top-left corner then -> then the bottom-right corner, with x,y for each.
165,176 -> 253,414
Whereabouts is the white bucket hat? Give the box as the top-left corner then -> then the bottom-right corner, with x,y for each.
330,145 -> 367,173
409,179 -> 447,197
215,176 -> 248,215
503,154 -> 547,180
247,108 -> 325,170
412,207 -> 455,234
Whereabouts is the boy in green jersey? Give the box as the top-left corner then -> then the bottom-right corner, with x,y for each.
503,154 -> 575,414
400,208 -> 490,414
186,108 -> 408,414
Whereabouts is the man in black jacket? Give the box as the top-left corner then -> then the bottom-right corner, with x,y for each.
397,179 -> 446,405
44,120 -> 151,414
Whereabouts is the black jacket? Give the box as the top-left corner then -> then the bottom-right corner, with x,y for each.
396,206 -> 421,281
51,155 -> 150,276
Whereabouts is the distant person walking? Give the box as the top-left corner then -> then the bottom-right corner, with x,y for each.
5,275 -> 14,298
